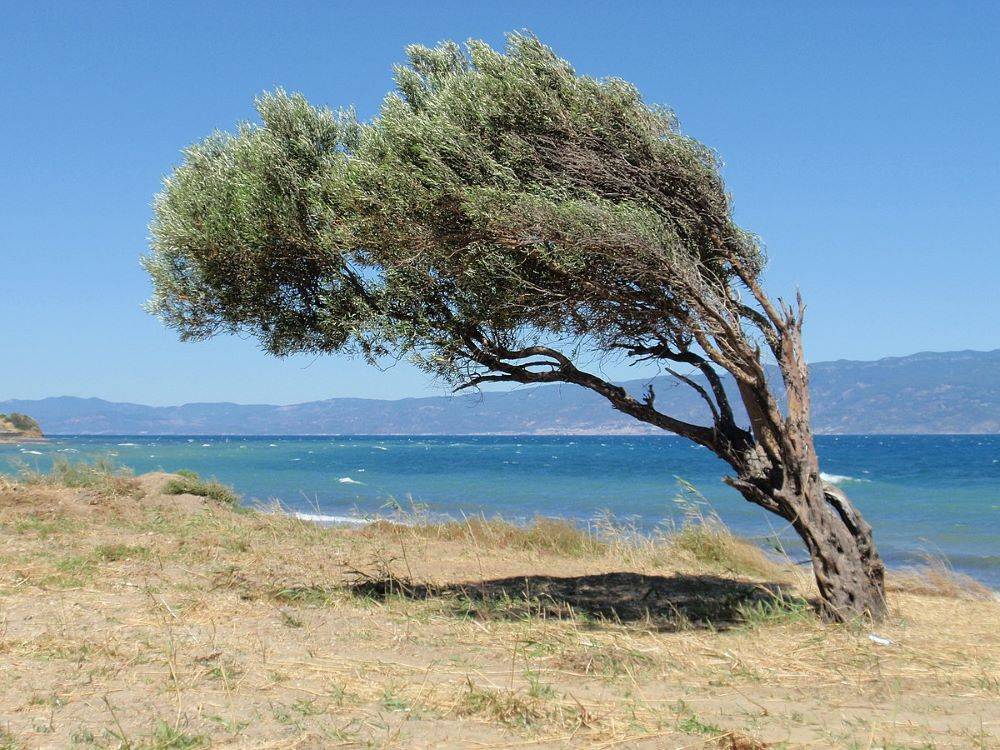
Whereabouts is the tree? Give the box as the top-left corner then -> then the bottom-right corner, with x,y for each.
144,34 -> 886,621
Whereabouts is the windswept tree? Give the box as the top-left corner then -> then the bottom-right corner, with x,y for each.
145,34 -> 886,621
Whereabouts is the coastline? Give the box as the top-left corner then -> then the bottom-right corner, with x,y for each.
2,433 -> 998,590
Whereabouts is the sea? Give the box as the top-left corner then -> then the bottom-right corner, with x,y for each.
3,434 -> 998,589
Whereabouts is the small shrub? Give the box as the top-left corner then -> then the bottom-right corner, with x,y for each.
163,472 -> 240,505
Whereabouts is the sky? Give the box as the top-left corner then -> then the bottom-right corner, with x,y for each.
2,1 -> 998,406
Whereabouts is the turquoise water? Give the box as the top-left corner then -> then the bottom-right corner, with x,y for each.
3,435 -> 998,588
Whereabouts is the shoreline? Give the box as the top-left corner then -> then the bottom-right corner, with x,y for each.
2,435 -> 999,591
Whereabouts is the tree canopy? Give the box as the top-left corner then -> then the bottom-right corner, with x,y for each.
147,34 -> 763,436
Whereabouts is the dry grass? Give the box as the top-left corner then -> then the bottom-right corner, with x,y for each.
363,504 -> 786,583
366,514 -> 608,558
13,455 -> 141,499
0,469 -> 997,749
888,555 -> 997,601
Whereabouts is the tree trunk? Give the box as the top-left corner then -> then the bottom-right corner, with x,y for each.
732,473 -> 888,622
791,482 -> 887,621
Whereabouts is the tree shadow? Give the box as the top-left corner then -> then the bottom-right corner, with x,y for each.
346,571 -> 802,631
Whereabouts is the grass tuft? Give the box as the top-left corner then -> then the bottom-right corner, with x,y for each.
736,590 -> 813,627
163,472 -> 240,505
673,523 -> 783,579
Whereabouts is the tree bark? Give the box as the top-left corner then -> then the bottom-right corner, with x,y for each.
790,482 -> 887,621
728,456 -> 887,622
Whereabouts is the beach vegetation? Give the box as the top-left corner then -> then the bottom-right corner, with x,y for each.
17,455 -> 141,499
162,472 -> 240,505
145,33 -> 886,620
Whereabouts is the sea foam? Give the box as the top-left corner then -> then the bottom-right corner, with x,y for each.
820,472 -> 870,484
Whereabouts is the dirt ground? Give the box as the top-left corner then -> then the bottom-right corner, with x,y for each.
0,471 -> 997,749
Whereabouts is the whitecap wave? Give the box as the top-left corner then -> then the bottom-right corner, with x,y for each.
338,477 -> 362,485
821,472 -> 870,484
21,449 -> 43,455
117,443 -> 137,447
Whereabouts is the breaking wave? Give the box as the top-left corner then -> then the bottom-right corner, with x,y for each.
820,472 -> 870,484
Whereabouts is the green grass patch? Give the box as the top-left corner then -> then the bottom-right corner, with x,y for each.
163,472 -> 240,505
736,591 -> 813,627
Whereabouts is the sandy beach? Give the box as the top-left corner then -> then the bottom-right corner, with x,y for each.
1,467 -> 997,749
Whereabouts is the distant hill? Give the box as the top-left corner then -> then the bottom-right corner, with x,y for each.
0,412 -> 45,442
3,349 -> 999,435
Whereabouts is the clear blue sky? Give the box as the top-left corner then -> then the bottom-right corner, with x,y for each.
2,1 -> 997,405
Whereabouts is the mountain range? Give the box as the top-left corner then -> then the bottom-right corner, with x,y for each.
4,349 -> 998,435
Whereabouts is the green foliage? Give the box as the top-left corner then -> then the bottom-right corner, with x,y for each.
145,33 -> 762,388
163,472 -> 240,505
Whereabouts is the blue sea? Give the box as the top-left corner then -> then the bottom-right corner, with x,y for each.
3,435 -> 998,588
